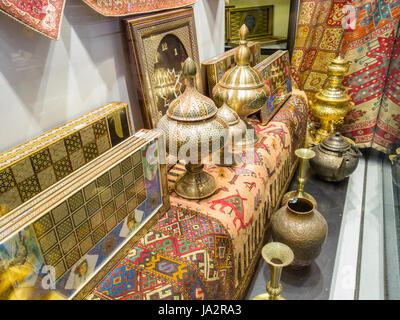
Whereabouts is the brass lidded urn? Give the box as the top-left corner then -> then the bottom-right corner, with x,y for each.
213,24 -> 270,147
281,148 -> 317,208
158,58 -> 228,200
253,242 -> 294,300
309,55 -> 353,144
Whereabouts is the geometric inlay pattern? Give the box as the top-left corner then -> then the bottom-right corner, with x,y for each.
32,149 -> 146,281
0,105 -> 130,217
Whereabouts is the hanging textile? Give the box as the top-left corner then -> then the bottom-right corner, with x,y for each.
290,0 -> 347,101
82,0 -> 197,16
341,1 -> 400,152
0,0 -> 66,40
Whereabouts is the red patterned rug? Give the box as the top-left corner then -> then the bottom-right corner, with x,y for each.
0,0 -> 65,39
82,0 -> 197,16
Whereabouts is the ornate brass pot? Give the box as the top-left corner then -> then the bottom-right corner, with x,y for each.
271,198 -> 327,268
212,24 -> 270,147
309,132 -> 362,182
157,58 -> 228,199
309,55 -> 353,143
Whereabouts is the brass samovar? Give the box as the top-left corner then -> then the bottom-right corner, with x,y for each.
213,24 -> 270,147
309,55 -> 353,144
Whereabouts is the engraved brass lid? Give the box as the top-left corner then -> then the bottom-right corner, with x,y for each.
167,58 -> 217,122
320,132 -> 351,153
217,92 -> 240,126
217,25 -> 265,90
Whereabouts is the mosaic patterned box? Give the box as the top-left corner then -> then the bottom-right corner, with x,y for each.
0,129 -> 169,300
0,102 -> 132,219
254,50 -> 292,125
201,42 -> 261,96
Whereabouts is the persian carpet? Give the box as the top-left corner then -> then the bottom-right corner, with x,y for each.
82,0 -> 197,16
0,0 -> 66,39
291,0 -> 347,102
89,91 -> 309,300
341,0 -> 400,152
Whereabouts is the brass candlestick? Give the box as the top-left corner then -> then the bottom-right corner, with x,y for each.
309,55 -> 353,144
253,242 -> 294,300
281,148 -> 317,208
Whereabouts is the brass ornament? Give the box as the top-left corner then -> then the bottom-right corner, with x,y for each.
213,24 -> 270,147
309,55 -> 354,144
158,58 -> 229,199
215,92 -> 247,166
252,242 -> 294,300
281,148 -> 317,208
271,198 -> 328,268
309,132 -> 362,182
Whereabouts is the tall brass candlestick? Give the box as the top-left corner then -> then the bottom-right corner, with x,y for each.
281,148 -> 317,208
253,242 -> 294,300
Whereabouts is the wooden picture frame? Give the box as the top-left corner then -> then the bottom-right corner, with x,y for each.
124,8 -> 202,129
0,129 -> 170,300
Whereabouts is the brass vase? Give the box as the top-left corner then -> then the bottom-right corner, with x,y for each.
281,148 -> 317,208
309,55 -> 354,144
271,198 -> 328,268
212,24 -> 270,147
158,58 -> 229,200
253,242 -> 294,300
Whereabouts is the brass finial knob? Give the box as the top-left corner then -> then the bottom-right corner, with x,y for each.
239,24 -> 249,43
235,24 -> 251,66
182,57 -> 197,78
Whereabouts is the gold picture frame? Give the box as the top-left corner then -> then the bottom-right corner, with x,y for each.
124,8 -> 202,129
226,5 -> 273,45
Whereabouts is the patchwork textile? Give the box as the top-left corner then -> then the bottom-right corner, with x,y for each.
0,0 -> 66,39
82,0 -> 197,16
89,92 -> 308,300
291,0 -> 346,101
341,0 -> 400,152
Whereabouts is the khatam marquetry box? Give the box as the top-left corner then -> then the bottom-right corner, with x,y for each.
254,50 -> 293,125
0,129 -> 169,300
0,102 -> 132,219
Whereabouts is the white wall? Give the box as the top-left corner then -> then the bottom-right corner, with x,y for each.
0,0 -> 224,153
193,0 -> 225,62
